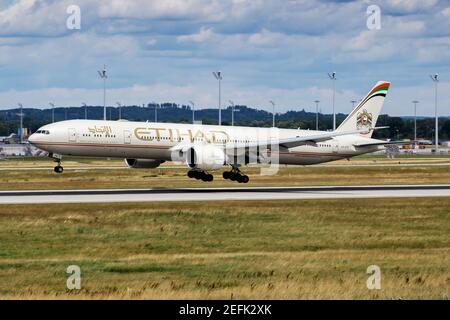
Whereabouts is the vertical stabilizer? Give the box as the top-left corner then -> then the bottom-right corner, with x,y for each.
337,81 -> 390,137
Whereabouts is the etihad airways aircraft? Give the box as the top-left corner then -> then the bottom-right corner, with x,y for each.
29,81 -> 392,183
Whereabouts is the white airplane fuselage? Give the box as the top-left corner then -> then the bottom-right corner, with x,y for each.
29,119 -> 382,166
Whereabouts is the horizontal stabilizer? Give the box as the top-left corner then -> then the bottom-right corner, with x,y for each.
353,140 -> 404,147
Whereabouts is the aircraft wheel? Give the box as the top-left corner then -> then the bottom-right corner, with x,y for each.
242,175 -> 249,183
223,171 -> 231,180
187,170 -> 195,178
54,165 -> 64,173
237,174 -> 246,183
205,174 -> 214,182
229,172 -> 238,181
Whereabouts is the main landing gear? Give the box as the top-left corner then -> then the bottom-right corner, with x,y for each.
187,170 -> 214,182
222,167 -> 249,183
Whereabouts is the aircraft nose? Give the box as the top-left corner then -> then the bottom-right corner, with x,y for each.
28,133 -> 37,144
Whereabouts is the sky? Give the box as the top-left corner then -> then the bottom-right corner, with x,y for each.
0,0 -> 449,116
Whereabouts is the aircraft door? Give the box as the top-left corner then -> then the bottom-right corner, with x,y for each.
124,130 -> 131,144
332,142 -> 339,153
68,128 -> 77,143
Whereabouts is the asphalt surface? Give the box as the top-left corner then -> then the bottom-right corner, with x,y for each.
0,184 -> 449,204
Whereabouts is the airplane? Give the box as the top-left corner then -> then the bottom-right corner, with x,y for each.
29,81 -> 392,183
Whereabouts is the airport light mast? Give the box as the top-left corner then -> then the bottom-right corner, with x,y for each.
269,100 -> 275,127
328,71 -> 337,130
430,74 -> 439,153
189,101 -> 195,124
153,102 -> 158,122
82,103 -> 87,119
314,100 -> 320,130
18,103 -> 23,144
49,103 -> 55,123
412,100 -> 419,144
116,102 -> 121,120
97,65 -> 107,121
212,71 -> 222,125
229,100 -> 235,126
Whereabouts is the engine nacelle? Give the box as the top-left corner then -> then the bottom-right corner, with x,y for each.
125,158 -> 164,169
186,145 -> 226,171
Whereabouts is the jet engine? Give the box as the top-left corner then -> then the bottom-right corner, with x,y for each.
124,158 -> 165,169
186,145 -> 226,171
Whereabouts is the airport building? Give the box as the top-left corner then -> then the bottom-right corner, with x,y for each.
0,143 -> 46,157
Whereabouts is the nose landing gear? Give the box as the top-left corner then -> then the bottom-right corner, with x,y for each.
50,153 -> 64,173
187,170 -> 214,182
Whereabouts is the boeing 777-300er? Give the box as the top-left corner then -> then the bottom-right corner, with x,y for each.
29,81 -> 393,183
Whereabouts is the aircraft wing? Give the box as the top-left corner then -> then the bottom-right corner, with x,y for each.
170,128 -> 371,152
226,129 -> 368,150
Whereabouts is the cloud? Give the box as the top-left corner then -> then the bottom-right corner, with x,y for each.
98,0 -> 226,21
0,0 -> 81,37
376,0 -> 439,15
177,27 -> 215,43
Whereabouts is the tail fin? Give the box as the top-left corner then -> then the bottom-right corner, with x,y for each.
337,81 -> 390,138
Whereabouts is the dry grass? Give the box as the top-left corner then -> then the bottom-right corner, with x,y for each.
0,198 -> 449,299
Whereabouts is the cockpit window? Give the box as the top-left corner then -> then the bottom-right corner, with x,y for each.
36,130 -> 50,135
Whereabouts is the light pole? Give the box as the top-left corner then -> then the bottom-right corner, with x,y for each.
212,71 -> 222,125
314,100 -> 320,130
49,103 -> 55,123
189,101 -> 195,124
412,100 -> 419,144
430,74 -> 439,152
153,102 -> 158,122
328,71 -> 337,130
82,103 -> 87,119
97,65 -> 107,121
116,102 -> 121,120
229,100 -> 235,126
269,100 -> 275,127
18,103 -> 23,144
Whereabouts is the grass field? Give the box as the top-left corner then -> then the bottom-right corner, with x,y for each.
1,156 -> 450,190
0,198 -> 449,299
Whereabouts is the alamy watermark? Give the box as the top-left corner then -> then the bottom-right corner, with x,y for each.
66,265 -> 81,290
167,124 -> 281,176
366,265 -> 381,290
66,5 -> 81,30
366,4 -> 381,30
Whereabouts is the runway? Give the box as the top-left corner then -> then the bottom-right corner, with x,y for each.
0,184 -> 450,204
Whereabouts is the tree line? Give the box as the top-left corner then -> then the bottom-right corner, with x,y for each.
0,105 -> 449,142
